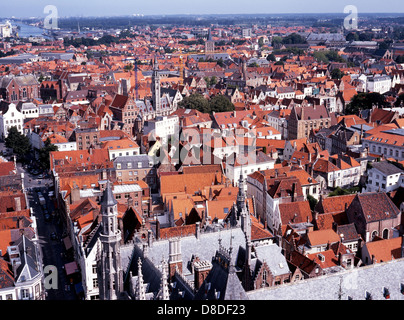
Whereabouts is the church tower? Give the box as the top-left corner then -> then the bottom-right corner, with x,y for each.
205,28 -> 215,59
98,181 -> 123,300
151,55 -> 161,116
236,170 -> 246,213
237,172 -> 252,290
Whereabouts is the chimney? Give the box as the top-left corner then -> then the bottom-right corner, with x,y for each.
292,182 -> 297,202
147,229 -> 153,247
195,222 -> 201,239
156,219 -> 161,240
193,260 -> 212,290
14,197 -> 21,212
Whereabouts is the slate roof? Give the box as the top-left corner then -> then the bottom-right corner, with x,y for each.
247,258 -> 404,300
254,244 -> 291,277
194,249 -> 248,300
372,161 -> 403,176
13,235 -> 41,284
101,181 -> 118,207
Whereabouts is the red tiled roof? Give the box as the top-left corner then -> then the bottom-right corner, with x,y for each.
316,194 -> 356,214
364,237 -> 403,263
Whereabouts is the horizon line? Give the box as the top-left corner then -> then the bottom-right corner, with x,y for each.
2,12 -> 404,19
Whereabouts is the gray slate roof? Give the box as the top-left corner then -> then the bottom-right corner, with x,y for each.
247,258 -> 404,300
254,244 -> 291,277
372,161 -> 403,176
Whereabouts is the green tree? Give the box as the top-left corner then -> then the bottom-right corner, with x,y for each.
346,32 -> 359,42
4,126 -> 31,161
379,40 -> 392,50
210,76 -> 217,86
313,51 -> 329,63
330,68 -> 344,80
282,33 -> 307,45
209,95 -> 235,113
178,93 -> 210,113
328,187 -> 350,197
266,53 -> 276,62
307,194 -> 318,211
345,92 -> 388,115
271,36 -> 283,47
38,138 -> 58,170
358,33 -> 373,41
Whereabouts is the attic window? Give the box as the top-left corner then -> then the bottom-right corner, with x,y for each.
279,263 -> 284,268
383,287 -> 390,299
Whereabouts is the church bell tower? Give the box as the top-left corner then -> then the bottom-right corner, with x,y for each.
98,181 -> 123,300
151,55 -> 161,116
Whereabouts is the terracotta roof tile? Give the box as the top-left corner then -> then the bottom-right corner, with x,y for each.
307,229 -> 341,246
365,237 -> 403,263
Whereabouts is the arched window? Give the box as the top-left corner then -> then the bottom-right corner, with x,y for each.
262,270 -> 267,286
382,229 -> 389,239
371,230 -> 378,240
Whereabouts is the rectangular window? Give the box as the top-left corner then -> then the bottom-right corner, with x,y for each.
21,289 -> 29,299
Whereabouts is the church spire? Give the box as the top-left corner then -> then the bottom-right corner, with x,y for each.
135,258 -> 146,300
158,258 -> 170,300
237,168 -> 246,213
152,53 -> 161,115
98,180 -> 123,300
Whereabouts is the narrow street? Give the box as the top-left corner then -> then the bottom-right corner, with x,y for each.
18,163 -> 78,300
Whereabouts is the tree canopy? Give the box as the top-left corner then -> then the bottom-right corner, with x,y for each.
5,126 -> 31,161
38,138 -> 58,170
313,50 -> 346,64
345,92 -> 388,115
178,93 -> 234,114
330,68 -> 345,80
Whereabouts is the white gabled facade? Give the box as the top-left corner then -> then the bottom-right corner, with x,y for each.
0,103 -> 25,139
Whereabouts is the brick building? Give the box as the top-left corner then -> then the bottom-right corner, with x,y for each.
346,192 -> 401,242
288,105 -> 331,140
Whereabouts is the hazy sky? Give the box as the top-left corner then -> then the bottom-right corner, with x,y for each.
2,0 -> 404,18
